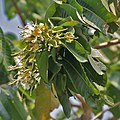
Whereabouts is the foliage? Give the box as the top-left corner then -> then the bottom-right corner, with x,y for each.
0,85 -> 29,120
0,0 -> 120,119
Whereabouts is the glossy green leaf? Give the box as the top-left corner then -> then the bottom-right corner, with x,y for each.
45,2 -> 57,22
82,8 -> 107,32
110,104 -> 120,118
67,0 -> 83,13
60,20 -> 79,27
19,86 -> 35,101
53,0 -> 63,4
49,56 -> 61,81
5,33 -> 17,41
0,86 -> 28,120
0,28 -> 14,69
61,74 -> 67,92
77,0 -> 117,23
108,22 -> 119,33
101,0 -> 110,11
60,3 -> 79,20
54,74 -> 71,118
108,0 -> 120,17
57,16 -> 73,25
62,54 -> 100,108
82,62 -> 107,87
88,55 -> 104,75
61,40 -> 88,63
76,0 -> 118,32
77,34 -> 91,54
63,58 -> 99,94
36,50 -> 49,83
90,48 -> 102,58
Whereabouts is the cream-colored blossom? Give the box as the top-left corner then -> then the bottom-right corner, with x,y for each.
11,22 -> 76,90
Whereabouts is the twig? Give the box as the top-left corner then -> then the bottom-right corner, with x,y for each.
94,39 -> 120,49
91,102 -> 120,120
75,94 -> 92,120
75,94 -> 92,112
11,0 -> 26,26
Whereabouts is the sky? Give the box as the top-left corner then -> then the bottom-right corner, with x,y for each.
0,0 -> 22,38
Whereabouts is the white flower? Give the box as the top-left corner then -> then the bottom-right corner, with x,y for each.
21,82 -> 30,90
14,56 -> 23,66
20,23 -> 34,39
31,37 -> 37,43
39,23 -> 44,26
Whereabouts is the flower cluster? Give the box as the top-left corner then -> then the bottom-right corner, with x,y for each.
10,22 -> 76,90
20,23 -> 75,50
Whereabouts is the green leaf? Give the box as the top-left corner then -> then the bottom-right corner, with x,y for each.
0,28 -> 14,69
82,62 -> 107,87
18,86 -> 35,101
110,104 -> 120,118
101,0 -> 110,11
61,74 -> 67,92
45,2 -> 57,22
108,22 -> 119,33
49,56 -> 62,81
54,74 -> 71,118
76,0 -> 118,32
35,81 -> 59,120
108,0 -> 120,17
88,55 -> 104,75
5,33 -> 17,41
0,28 -> 14,84
57,16 -> 72,24
61,40 -> 88,63
0,86 -> 28,120
81,8 -> 107,32
60,3 -> 79,20
0,64 -> 9,84
63,58 -> 99,94
77,34 -> 91,54
0,101 -> 10,120
53,0 -> 63,4
60,20 -> 79,27
67,0 -> 83,13
36,50 -> 49,83
62,53 -> 100,108
91,48 -> 102,58
110,61 -> 120,71
102,95 -> 114,106
77,0 -> 117,23
106,82 -> 120,117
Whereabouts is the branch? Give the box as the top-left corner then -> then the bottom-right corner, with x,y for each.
11,0 -> 26,26
75,94 -> 92,120
91,102 -> 120,120
94,39 -> 120,49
